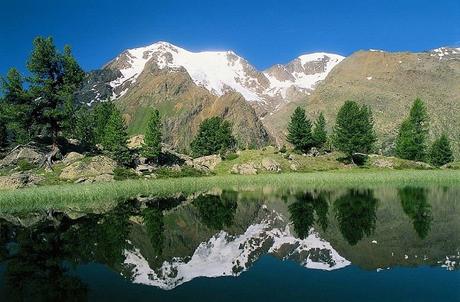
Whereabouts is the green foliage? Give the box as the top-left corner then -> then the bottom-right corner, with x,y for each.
27,37 -> 84,142
312,112 -> 328,149
223,152 -> 239,160
0,117 -> 6,147
190,116 -> 236,157
17,159 -> 35,172
288,191 -> 329,239
399,187 -> 432,239
334,189 -> 378,245
73,106 -> 95,150
287,107 -> 314,153
0,68 -> 32,143
333,101 -> 377,157
142,109 -> 162,160
102,108 -> 130,165
155,166 -> 205,178
193,191 -> 238,229
279,145 -> 287,153
395,98 -> 429,161
429,134 -> 454,167
113,167 -> 138,181
142,206 -> 165,255
93,102 -> 116,144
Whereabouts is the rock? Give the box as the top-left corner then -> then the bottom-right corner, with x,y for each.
0,146 -> 45,167
128,135 -> 145,149
308,147 -> 320,157
231,163 -> 257,175
372,158 -> 395,169
63,152 -> 84,165
136,164 -> 155,174
261,158 -> 281,172
0,173 -> 43,190
60,155 -> 117,180
193,155 -> 222,172
290,163 -> 298,171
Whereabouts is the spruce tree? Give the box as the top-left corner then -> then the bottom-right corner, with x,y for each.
312,112 -> 327,149
190,117 -> 236,157
142,109 -> 162,160
287,106 -> 314,153
0,68 -> 32,143
73,106 -> 96,150
333,101 -> 376,157
429,134 -> 454,167
0,117 -> 6,147
27,37 -> 84,143
103,108 -> 130,164
395,98 -> 429,161
93,102 -> 116,144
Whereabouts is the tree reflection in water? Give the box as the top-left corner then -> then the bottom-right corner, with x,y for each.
399,187 -> 432,239
334,189 -> 378,245
193,190 -> 238,230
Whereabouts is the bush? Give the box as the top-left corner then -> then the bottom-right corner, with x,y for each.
113,167 -> 138,181
224,153 -> 239,161
17,159 -> 35,172
156,166 -> 207,178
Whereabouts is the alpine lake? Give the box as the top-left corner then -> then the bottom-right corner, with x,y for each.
0,177 -> 459,301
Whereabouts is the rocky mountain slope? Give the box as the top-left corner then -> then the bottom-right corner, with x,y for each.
77,42 -> 459,155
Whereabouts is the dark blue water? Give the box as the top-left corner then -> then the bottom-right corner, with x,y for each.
0,186 -> 458,301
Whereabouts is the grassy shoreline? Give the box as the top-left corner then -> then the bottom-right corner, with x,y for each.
0,169 -> 459,212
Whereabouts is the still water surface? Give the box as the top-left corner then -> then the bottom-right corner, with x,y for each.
0,185 -> 459,301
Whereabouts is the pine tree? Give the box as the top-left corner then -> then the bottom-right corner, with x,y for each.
93,102 -> 116,144
27,37 -> 84,143
287,106 -> 314,153
333,101 -> 376,157
0,117 -> 6,147
429,134 -> 454,167
73,106 -> 96,150
0,68 -> 32,143
190,117 -> 236,157
103,108 -> 130,164
142,109 -> 163,160
395,98 -> 429,161
312,112 -> 327,149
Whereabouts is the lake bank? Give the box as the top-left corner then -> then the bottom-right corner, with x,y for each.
0,169 -> 459,213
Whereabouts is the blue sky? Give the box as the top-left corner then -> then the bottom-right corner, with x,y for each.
1,0 -> 459,75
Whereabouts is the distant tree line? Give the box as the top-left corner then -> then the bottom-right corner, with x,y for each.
286,98 -> 454,166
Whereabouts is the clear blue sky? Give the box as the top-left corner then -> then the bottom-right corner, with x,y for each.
1,0 -> 459,76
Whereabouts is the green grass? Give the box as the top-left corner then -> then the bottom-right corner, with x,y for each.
0,169 -> 459,213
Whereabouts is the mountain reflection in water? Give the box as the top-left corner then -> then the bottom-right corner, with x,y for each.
0,186 -> 458,300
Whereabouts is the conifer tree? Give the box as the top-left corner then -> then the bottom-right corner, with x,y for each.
142,109 -> 162,160
0,118 -> 6,147
429,134 -> 454,167
190,117 -> 236,157
103,108 -> 130,164
73,106 -> 96,150
287,106 -> 314,153
312,112 -> 327,149
27,37 -> 84,143
395,98 -> 429,161
93,102 -> 116,144
0,68 -> 32,143
333,101 -> 376,157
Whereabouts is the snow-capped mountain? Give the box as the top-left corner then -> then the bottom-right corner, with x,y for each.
102,41 -> 343,105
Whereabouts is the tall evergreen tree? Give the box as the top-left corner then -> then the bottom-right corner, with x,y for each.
312,112 -> 327,149
190,117 -> 236,157
395,98 -> 429,161
142,109 -> 162,160
0,118 -> 6,147
287,106 -> 314,153
333,101 -> 377,157
27,37 -> 84,143
103,108 -> 130,164
93,102 -> 116,144
429,134 -> 454,167
73,106 -> 96,150
0,68 -> 32,143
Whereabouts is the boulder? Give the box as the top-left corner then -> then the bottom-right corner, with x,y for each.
308,147 -> 320,157
193,155 -> 222,172
0,146 -> 45,167
261,158 -> 281,172
231,163 -> 258,175
0,173 -> 43,190
60,155 -> 117,180
136,164 -> 156,174
62,152 -> 84,165
128,135 -> 145,150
